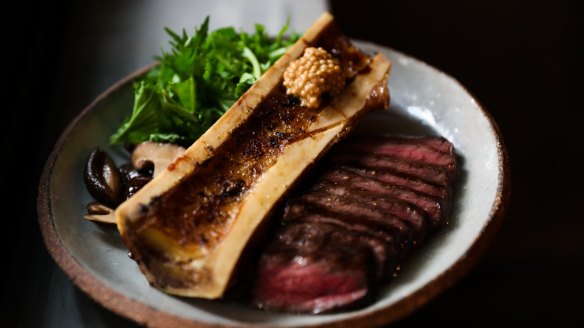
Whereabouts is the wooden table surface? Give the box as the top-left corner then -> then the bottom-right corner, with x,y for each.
2,0 -> 582,326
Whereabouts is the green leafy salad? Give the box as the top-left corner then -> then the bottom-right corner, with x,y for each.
110,17 -> 299,146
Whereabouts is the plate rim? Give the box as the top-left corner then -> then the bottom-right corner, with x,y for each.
37,45 -> 510,328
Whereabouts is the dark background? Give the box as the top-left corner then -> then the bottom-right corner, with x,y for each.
2,0 -> 583,326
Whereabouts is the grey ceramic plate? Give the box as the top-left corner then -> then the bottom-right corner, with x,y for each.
38,43 -> 510,328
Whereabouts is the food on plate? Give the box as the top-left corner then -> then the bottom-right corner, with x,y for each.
131,142 -> 186,178
114,12 -> 391,299
80,12 -> 460,315
84,202 -> 116,224
84,142 -> 186,213
283,47 -> 346,108
83,16 -> 298,220
109,17 -> 298,146
84,148 -> 124,208
253,136 -> 457,313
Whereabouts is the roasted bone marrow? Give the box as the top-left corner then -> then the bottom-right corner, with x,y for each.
115,13 -> 391,299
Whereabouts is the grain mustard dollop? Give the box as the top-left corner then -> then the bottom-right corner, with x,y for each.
283,47 -> 345,109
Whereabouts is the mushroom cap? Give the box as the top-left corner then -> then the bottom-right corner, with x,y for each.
131,142 -> 186,178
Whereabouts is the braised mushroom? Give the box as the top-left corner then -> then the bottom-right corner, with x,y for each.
119,163 -> 153,199
131,142 -> 186,178
84,202 -> 116,224
83,143 -> 186,224
84,148 -> 123,207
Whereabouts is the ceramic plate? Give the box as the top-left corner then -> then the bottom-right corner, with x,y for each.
38,42 -> 510,327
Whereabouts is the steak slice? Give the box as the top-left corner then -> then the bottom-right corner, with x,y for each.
328,152 -> 451,186
284,203 -> 399,246
337,165 -> 448,200
282,211 -> 399,280
289,191 -> 413,246
322,168 -> 445,227
338,139 -> 456,172
358,136 -> 455,155
253,223 -> 375,313
311,180 -> 429,242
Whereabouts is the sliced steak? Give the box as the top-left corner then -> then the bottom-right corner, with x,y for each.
283,202 -> 403,253
253,223 -> 375,313
337,165 -> 448,200
311,181 -> 429,242
321,168 -> 445,227
356,135 -> 455,155
338,140 -> 456,171
253,136 -> 458,314
328,152 -> 451,186
289,192 -> 413,245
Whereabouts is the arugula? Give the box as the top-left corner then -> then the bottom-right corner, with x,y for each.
110,17 -> 299,146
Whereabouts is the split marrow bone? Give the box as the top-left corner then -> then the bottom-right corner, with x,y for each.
115,12 -> 392,298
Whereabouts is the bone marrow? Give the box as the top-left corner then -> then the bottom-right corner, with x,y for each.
115,13 -> 392,298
